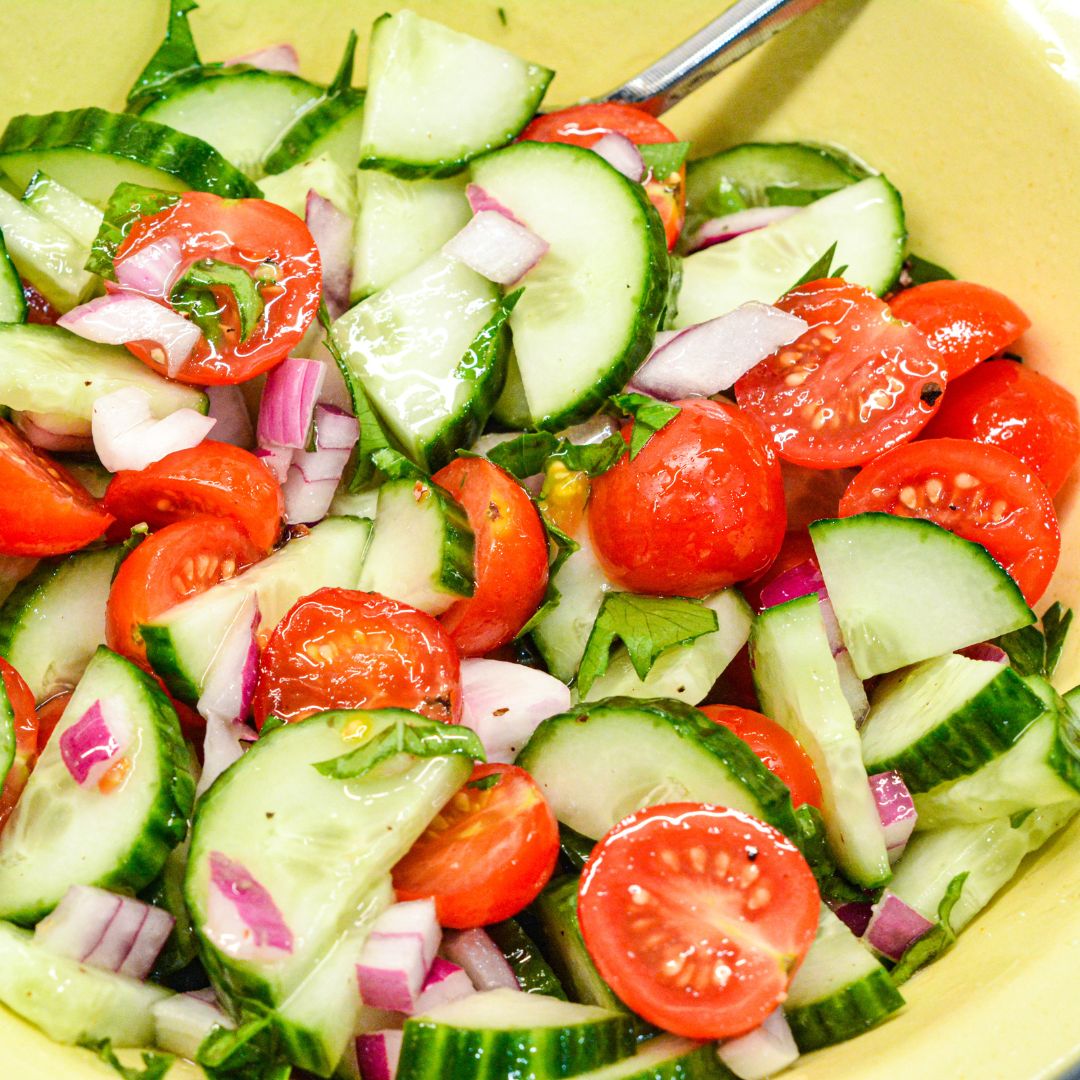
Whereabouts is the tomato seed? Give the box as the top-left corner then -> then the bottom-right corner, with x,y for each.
688,846 -> 707,873
925,478 -> 944,503
738,862 -> 760,888
746,886 -> 772,911
714,851 -> 731,876
898,486 -> 918,509
955,472 -> 980,489
630,885 -> 651,906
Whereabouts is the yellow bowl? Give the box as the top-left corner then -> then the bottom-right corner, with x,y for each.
1,1 -> 1078,1077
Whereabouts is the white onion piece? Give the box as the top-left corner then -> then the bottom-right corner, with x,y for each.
114,235 -> 185,299
356,1030 -> 403,1080
817,593 -> 869,726
206,385 -> 255,449
685,206 -> 801,253
865,892 -> 935,961
306,190 -> 353,319
91,387 -> 216,473
282,463 -> 342,525
409,958 -> 476,1015
205,851 -> 293,961
443,211 -> 548,286
314,404 -> 360,451
13,411 -> 94,453
441,929 -> 519,991
717,1009 -> 800,1080
225,42 -> 300,73
630,303 -> 809,401
196,713 -> 253,799
465,183 -> 525,225
59,293 -> 203,377
460,659 -> 571,763
294,446 -> 351,483
869,771 -> 918,862
153,992 -> 234,1059
357,900 -> 442,1013
590,132 -> 644,182
255,444 -> 293,484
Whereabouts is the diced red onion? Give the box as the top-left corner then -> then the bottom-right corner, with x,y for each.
315,404 -> 360,452
58,292 -> 203,378
206,385 -> 255,449
356,1030 -> 403,1080
409,958 -> 476,1015
631,303 -> 808,401
114,235 -> 185,299
460,659 -> 571,764
832,901 -> 874,938
465,184 -> 526,227
257,357 -> 326,450
440,929 -> 519,992
197,712 -> 256,799
205,851 -> 293,960
59,699 -> 131,786
13,411 -> 94,453
225,43 -> 300,74
590,132 -> 644,183
443,211 -> 548,286
357,900 -> 442,1013
865,892 -> 934,961
255,444 -> 293,484
757,560 -> 825,611
152,992 -> 234,1059
717,1008 -> 800,1080
306,190 -> 353,319
870,771 -> 918,862
957,642 -> 1009,665
685,206 -> 801,254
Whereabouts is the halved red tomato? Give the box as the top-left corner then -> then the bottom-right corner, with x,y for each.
0,658 -> 38,831
34,691 -> 72,754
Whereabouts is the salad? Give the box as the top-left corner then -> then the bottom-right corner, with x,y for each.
0,4 -> 1077,1079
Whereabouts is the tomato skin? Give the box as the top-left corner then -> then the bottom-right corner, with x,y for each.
21,281 -> 61,325
0,659 -> 38,830
393,762 -> 559,928
253,588 -> 463,729
840,437 -> 1060,605
0,419 -> 113,556
103,441 -> 283,553
735,279 -> 944,469
922,361 -> 1080,497
115,192 -> 321,385
518,103 -> 686,249
433,458 -> 550,656
35,691 -> 72,754
108,516 -> 261,668
889,280 -> 1030,381
588,399 -> 786,597
578,803 -> 819,1039
699,705 -> 823,810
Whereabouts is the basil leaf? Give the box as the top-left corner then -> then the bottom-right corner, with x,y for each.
456,288 -> 521,383
80,1039 -> 173,1080
576,593 -> 718,697
609,393 -> 680,459
902,253 -> 956,286
468,772 -> 501,791
171,258 -> 265,344
994,603 -> 1073,679
1043,603 -> 1073,678
127,0 -> 206,111
789,241 -> 841,291
488,429 -> 626,480
890,872 -> 968,985
638,142 -> 690,181
555,433 -> 627,476
327,30 -> 358,97
197,1013 -> 292,1080
87,183 -> 181,280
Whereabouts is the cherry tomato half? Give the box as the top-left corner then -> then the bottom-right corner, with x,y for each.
839,437 -> 1060,605
0,659 -> 38,831
588,399 -> 786,596
433,457 -> 550,656
519,102 -> 686,249
578,803 -> 819,1039
0,419 -> 112,556
735,279 -> 944,469
115,192 -> 321,384
35,691 -> 72,754
103,441 -> 283,553
923,360 -> 1080,497
392,762 -> 559,928
252,588 -> 463,729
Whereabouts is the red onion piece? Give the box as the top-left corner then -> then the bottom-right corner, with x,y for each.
255,444 -> 293,484
685,206 -> 801,254
294,446 -> 352,484
315,404 -> 360,451
356,1030 -> 403,1080
832,901 -> 874,938
465,183 -> 526,227
152,992 -> 234,1059
196,713 -> 253,799
114,235 -> 185,299
58,293 -> 203,377
306,190 -> 353,319
225,43 -> 300,73
282,463 -> 341,525
206,385 -> 255,450
357,900 -> 442,1013
957,642 -> 1009,665
757,560 -> 825,611
59,700 -> 130,786
257,357 -> 326,450
443,211 -> 548,286
13,411 -> 94,453
206,851 -> 293,960
865,892 -> 934,961
717,1008 -> 800,1080
869,771 -> 918,862
460,659 -> 571,764
631,303 -> 808,402
441,929 -> 519,992
590,132 -> 644,182
409,957 -> 476,1015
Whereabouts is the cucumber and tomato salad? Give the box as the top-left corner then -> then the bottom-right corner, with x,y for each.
0,5 -> 1077,1080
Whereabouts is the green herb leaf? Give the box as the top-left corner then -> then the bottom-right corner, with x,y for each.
903,253 -> 956,286
638,142 -> 691,181
890,872 -> 968,985
456,289 -> 521,383
497,5 -> 508,26
171,258 -> 265,344
80,1038 -> 174,1080
994,603 -> 1073,679
488,429 -> 626,480
259,715 -> 286,737
87,183 -> 182,280
793,804 -> 870,905
314,715 -> 486,780
1010,808 -> 1035,829
1044,604 -> 1073,677
558,824 -> 595,871
468,772 -> 501,791
609,393 -> 680,459
371,447 -> 424,483
127,0 -> 205,110
327,30 -> 358,97
111,524 -> 150,582
576,592 -> 718,697
789,242 -> 841,291
197,1013 -> 292,1080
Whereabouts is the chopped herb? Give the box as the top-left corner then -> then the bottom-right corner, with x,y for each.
468,772 -> 502,791
126,0 -> 208,111
890,872 -> 968,985
111,524 -> 149,582
171,258 -> 265,344
197,1013 -> 292,1080
259,715 -> 286,736
327,30 -> 358,96
994,602 -> 1073,679
609,393 -> 680,459
86,183 -> 182,280
638,142 -> 691,182
901,253 -> 956,287
788,242 -> 842,291
487,429 -> 626,480
80,1038 -> 173,1080
497,5 -> 508,26
456,289 -> 521,383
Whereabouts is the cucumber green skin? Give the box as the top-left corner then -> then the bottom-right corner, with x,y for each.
596,1043 -> 734,1080
0,233 -> 26,323
140,622 -> 202,704
134,67 -> 321,116
433,483 -> 477,599
0,108 -> 261,205
486,918 -> 567,999
864,666 -> 1047,793
0,679 -> 13,793
263,88 -> 367,174
785,966 -> 905,1051
139,835 -> 197,979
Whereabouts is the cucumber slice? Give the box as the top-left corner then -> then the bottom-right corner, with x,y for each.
579,588 -> 752,706
516,697 -> 799,843
263,88 -> 366,177
568,1035 -> 727,1080
139,69 -> 324,179
0,187 -> 96,311
0,677 -> 14,793
64,459 -> 113,499
349,169 -> 471,302
358,471 -> 475,616
485,918 -> 567,999
751,594 -> 890,888
490,351 -> 532,430
0,232 -> 26,322
675,176 -> 905,328
0,108 -> 260,207
784,904 -> 904,1051
810,514 -> 1035,679
258,154 -> 357,221
0,324 -> 207,421
21,170 -> 103,249
359,10 -> 552,178
0,543 -> 127,701
186,709 -> 469,1015
0,919 -> 171,1046
139,836 -> 197,979
860,653 -> 1045,792
471,142 -> 669,430
398,988 -> 636,1080
144,515 -> 371,703
0,647 -> 194,924
333,252 -> 505,471
329,487 -> 379,520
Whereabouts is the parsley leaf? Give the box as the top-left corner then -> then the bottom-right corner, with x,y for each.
327,30 -> 358,97
576,593 -> 718,697
609,393 -> 680,459
87,183 -> 182,280
487,430 -> 626,480
313,715 -> 486,780
468,772 -> 501,791
197,1014 -> 292,1080
789,242 -> 846,291
456,289 -> 521,384
638,142 -> 691,181
80,1039 -> 173,1080
127,0 -> 206,110
890,872 -> 968,985
994,602 -> 1073,679
901,253 -> 956,287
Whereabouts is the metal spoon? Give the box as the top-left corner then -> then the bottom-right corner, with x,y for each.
601,0 -> 833,115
